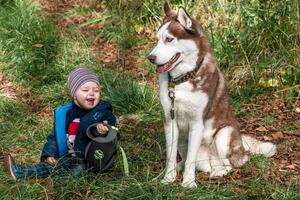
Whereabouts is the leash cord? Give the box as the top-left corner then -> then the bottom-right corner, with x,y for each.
118,144 -> 129,176
150,88 -> 176,182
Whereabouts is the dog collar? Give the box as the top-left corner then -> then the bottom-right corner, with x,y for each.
168,57 -> 204,86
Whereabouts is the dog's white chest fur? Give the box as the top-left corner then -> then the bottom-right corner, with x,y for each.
159,73 -> 208,121
159,73 -> 212,146
175,84 -> 208,118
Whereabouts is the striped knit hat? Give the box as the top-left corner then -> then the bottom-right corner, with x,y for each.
67,66 -> 99,98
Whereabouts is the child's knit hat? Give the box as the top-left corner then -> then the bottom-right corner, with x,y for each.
67,66 -> 99,98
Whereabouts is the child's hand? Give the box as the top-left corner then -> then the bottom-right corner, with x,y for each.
46,157 -> 57,165
96,120 -> 109,135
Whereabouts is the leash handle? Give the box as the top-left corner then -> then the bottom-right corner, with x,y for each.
170,107 -> 175,120
168,89 -> 175,120
86,123 -> 118,143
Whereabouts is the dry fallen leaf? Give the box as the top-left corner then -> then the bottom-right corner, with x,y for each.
177,192 -> 185,198
17,134 -> 28,141
263,136 -> 272,141
256,126 -> 268,132
33,44 -> 43,48
271,193 -> 278,200
286,163 -> 298,170
272,132 -> 284,140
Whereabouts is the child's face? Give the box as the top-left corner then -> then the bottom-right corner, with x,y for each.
74,81 -> 100,110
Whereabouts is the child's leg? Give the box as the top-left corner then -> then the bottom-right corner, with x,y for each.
6,155 -> 53,180
52,156 -> 86,178
6,155 -> 86,180
71,162 -> 86,178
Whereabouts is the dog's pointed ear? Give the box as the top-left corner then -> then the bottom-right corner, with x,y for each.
164,1 -> 172,17
177,7 -> 193,30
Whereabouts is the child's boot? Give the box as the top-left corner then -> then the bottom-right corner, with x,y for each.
5,154 -> 51,180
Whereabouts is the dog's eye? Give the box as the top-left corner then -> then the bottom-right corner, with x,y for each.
165,37 -> 174,43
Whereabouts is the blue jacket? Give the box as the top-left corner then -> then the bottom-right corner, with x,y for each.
40,101 -> 116,161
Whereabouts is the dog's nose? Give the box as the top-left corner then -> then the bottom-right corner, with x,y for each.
148,55 -> 157,63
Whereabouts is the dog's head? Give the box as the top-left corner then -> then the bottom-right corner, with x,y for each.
148,1 -> 209,74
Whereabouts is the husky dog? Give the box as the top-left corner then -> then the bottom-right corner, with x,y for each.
148,2 -> 276,188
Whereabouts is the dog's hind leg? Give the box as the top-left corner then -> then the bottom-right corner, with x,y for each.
161,120 -> 179,184
210,126 -> 233,177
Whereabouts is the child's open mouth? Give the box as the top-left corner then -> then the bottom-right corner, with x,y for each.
86,98 -> 95,105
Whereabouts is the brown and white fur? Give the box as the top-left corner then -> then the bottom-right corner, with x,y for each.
148,2 -> 276,188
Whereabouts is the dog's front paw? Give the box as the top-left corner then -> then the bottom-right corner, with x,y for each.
161,172 -> 176,184
181,179 -> 197,188
182,173 -> 197,188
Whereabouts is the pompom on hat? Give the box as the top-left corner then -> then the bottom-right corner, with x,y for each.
67,66 -> 100,98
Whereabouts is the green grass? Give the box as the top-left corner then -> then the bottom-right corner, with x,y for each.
0,96 -> 52,155
262,115 -> 277,125
0,97 -> 36,149
96,69 -> 160,120
202,0 -> 299,96
0,0 -> 61,88
245,155 -> 272,171
0,96 -> 299,199
0,0 -> 95,91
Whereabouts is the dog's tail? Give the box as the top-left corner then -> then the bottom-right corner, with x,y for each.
241,134 -> 276,157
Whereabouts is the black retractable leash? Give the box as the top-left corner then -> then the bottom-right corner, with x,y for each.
85,124 -> 129,176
